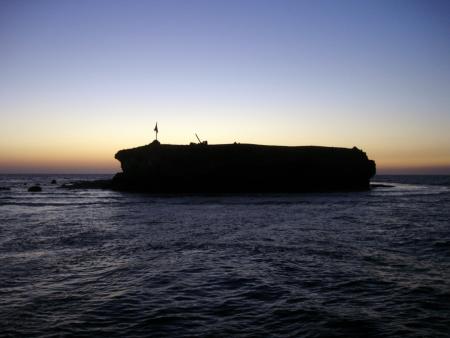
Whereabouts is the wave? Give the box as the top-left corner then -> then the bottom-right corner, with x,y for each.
371,182 -> 450,197
375,175 -> 450,187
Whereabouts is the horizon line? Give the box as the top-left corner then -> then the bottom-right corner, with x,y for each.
1,171 -> 449,176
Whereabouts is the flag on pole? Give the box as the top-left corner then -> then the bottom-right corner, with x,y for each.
154,122 -> 158,141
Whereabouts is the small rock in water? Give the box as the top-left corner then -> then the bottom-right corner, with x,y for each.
51,179 -> 57,184
28,185 -> 42,192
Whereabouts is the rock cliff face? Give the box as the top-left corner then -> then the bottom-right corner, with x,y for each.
112,141 -> 376,192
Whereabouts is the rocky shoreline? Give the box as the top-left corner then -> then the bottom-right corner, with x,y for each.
113,141 -> 376,193
59,141 -> 377,193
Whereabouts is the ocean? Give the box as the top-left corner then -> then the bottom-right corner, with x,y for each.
0,174 -> 449,337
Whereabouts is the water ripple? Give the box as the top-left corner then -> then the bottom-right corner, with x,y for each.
1,175 -> 450,337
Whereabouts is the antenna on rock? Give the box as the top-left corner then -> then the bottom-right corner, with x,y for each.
195,133 -> 208,145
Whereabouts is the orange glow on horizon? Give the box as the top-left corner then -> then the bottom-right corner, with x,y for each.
1,137 -> 448,174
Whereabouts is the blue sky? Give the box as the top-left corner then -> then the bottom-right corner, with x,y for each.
1,0 -> 449,173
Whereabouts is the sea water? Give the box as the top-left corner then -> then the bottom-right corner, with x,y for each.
0,174 -> 449,337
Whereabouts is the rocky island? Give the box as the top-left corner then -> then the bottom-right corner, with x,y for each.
110,141 -> 376,193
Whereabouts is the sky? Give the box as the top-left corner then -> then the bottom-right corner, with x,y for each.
1,0 -> 449,174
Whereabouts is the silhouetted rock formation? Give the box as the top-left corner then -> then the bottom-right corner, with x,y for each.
28,185 -> 42,192
112,142 -> 376,193
51,179 -> 57,184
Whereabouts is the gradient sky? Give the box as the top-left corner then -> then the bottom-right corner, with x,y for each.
1,0 -> 449,173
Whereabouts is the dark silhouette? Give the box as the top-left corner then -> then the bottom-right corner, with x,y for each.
28,185 -> 42,192
195,133 -> 208,145
111,142 -> 376,193
51,179 -> 57,184
154,122 -> 158,141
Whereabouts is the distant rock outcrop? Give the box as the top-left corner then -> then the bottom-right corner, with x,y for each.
112,142 -> 376,193
28,185 -> 42,192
